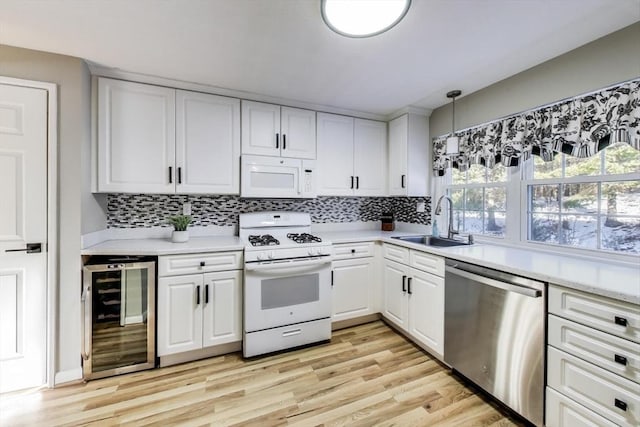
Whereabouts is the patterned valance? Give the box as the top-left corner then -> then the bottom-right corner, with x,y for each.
432,79 -> 640,176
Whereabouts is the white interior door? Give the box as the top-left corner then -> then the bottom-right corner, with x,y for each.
0,83 -> 48,393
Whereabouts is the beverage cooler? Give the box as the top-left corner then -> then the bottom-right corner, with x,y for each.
82,256 -> 156,380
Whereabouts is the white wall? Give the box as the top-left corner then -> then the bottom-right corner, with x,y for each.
430,22 -> 640,137
0,44 -> 104,382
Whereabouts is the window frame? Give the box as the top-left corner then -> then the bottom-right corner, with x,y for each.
435,152 -> 640,263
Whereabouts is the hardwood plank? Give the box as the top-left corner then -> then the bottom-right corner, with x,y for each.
0,321 -> 525,427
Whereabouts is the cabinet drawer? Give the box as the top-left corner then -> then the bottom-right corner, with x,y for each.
548,346 -> 639,427
333,242 -> 375,260
383,243 -> 409,264
549,314 -> 640,384
546,387 -> 616,427
159,251 -> 243,276
409,250 -> 444,277
549,285 -> 639,343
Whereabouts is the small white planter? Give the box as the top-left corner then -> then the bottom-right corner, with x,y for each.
171,230 -> 189,243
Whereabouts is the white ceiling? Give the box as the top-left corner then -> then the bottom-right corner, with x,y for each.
1,0 -> 639,117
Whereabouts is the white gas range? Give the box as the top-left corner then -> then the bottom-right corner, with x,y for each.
239,212 -> 333,357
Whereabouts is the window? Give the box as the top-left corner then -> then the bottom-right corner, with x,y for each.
526,143 -> 640,254
447,164 -> 508,238
438,143 -> 639,256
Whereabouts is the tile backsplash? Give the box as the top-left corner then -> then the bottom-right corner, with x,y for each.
107,195 -> 431,228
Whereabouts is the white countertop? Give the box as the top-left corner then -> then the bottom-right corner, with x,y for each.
82,229 -> 639,304
81,235 -> 244,256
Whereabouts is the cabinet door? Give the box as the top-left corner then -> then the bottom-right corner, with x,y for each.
281,107 -> 316,159
202,271 -> 242,348
97,78 -> 175,193
157,275 -> 203,356
332,258 -> 375,322
382,259 -> 408,330
354,119 -> 387,196
388,114 -> 408,196
316,113 -> 354,196
241,100 -> 280,156
176,91 -> 240,194
407,267 -> 444,356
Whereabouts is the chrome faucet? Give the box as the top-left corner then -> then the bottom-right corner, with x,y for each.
434,195 -> 458,240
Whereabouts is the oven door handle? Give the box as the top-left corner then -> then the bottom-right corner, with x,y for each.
245,257 -> 331,273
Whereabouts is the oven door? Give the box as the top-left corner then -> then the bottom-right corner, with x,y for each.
244,256 -> 331,332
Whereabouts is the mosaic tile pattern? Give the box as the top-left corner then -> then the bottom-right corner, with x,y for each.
107,194 -> 431,228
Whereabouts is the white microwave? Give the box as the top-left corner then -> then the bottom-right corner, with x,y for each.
241,155 -> 316,198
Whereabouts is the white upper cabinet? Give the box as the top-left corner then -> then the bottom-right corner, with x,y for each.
280,107 -> 317,159
98,78 -> 176,193
354,119 -> 387,196
388,113 -> 430,196
317,113 -> 387,196
96,78 -> 240,194
241,101 -> 316,159
316,113 -> 354,196
176,90 -> 240,194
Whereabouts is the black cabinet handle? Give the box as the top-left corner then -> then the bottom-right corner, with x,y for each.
276,133 -> 279,149
196,285 -> 200,305
615,316 -> 628,327
200,261 -> 205,267
614,398 -> 627,412
401,174 -> 406,188
402,275 -> 407,293
283,134 -> 286,150
351,249 -> 356,254
331,271 -> 334,287
5,243 -> 42,254
350,176 -> 354,189
169,166 -> 173,184
177,167 -> 182,184
407,277 -> 412,295
356,176 -> 359,189
205,284 -> 209,304
614,354 -> 628,366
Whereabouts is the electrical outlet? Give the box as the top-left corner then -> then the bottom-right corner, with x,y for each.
182,202 -> 192,215
416,202 -> 425,213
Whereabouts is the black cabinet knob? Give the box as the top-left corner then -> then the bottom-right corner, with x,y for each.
200,261 -> 205,267
351,249 -> 356,254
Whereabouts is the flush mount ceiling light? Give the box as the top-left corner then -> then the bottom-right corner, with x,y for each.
321,0 -> 411,38
446,90 -> 462,154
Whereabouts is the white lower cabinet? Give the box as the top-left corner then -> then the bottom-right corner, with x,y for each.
158,252 -> 242,359
546,387 -> 616,427
158,273 -> 203,355
381,244 -> 444,357
546,285 -> 640,427
331,242 -> 377,323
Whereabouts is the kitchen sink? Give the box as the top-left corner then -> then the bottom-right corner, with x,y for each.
391,235 -> 472,247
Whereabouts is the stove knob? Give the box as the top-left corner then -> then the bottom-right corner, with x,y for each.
268,252 -> 274,259
257,253 -> 265,261
308,249 -> 315,256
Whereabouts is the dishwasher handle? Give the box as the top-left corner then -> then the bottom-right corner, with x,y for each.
446,265 -> 542,298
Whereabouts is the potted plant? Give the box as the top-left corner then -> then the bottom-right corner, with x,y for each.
168,215 -> 192,243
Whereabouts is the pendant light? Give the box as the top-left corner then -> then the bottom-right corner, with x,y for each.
321,0 -> 411,38
446,90 -> 461,154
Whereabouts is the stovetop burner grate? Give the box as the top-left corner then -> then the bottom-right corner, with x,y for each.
287,233 -> 322,244
248,234 -> 280,246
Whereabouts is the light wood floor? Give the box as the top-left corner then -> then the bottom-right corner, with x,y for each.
0,321 -> 524,426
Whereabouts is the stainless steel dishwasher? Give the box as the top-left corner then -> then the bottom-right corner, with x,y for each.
444,259 -> 546,426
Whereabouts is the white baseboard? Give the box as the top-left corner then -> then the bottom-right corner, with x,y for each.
54,367 -> 82,386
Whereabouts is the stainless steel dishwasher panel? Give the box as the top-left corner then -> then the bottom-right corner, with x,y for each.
444,260 -> 546,426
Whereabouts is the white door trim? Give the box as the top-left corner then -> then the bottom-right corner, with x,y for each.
0,76 -> 58,389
